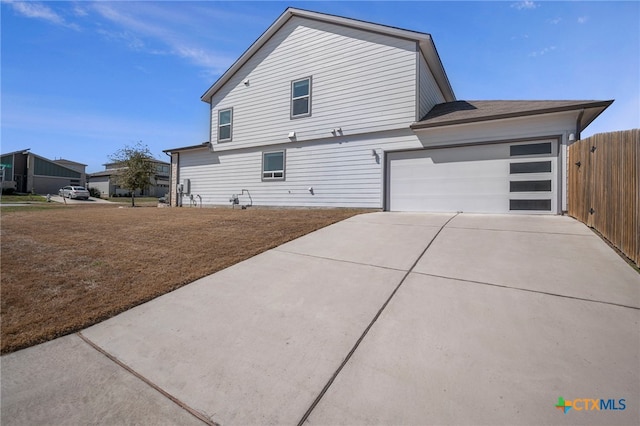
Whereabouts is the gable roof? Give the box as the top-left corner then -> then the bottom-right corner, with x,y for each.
1,148 -> 31,157
411,100 -> 613,133
54,158 -> 88,167
87,170 -> 115,178
200,7 -> 455,103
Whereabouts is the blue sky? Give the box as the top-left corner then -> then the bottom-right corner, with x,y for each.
2,1 -> 638,172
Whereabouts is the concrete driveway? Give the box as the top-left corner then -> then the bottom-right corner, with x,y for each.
49,195 -> 114,204
2,213 -> 639,425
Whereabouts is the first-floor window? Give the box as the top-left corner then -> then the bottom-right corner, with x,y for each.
262,151 -> 285,180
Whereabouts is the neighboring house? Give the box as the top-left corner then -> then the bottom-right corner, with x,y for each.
164,8 -> 611,214
0,149 -> 87,194
88,160 -> 170,198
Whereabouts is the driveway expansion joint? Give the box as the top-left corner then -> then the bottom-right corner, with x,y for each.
446,225 -> 595,237
296,213 -> 460,425
76,332 -> 217,426
414,272 -> 640,311
272,248 -> 409,272
353,221 -> 446,229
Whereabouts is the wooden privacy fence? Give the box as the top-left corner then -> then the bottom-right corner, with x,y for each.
568,129 -> 639,266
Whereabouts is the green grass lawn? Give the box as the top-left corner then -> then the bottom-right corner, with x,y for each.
0,194 -> 48,203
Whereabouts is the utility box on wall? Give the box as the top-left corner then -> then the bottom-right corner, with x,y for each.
181,179 -> 190,194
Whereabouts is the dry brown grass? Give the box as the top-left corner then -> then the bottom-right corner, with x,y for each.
1,205 -> 368,354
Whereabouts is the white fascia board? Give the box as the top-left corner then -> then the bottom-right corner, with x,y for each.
200,7 -> 455,103
418,38 -> 456,103
412,102 -> 612,133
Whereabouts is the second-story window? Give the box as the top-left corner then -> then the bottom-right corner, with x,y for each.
218,108 -> 233,142
291,77 -> 311,118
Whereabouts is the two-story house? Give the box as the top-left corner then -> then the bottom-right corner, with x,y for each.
164,8 -> 611,214
0,149 -> 87,194
88,159 -> 170,198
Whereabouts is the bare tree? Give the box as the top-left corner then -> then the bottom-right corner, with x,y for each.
109,142 -> 155,207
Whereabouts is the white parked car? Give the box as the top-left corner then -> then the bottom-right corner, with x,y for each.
58,185 -> 90,200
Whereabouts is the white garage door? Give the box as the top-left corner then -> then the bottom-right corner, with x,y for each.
387,140 -> 558,214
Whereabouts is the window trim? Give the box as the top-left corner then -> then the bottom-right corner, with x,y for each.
510,142 -> 552,157
509,161 -> 552,174
262,150 -> 286,181
290,77 -> 312,119
509,180 -> 552,192
509,199 -> 552,211
218,107 -> 233,142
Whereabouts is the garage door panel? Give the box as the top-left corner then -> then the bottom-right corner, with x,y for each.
392,144 -> 512,164
387,141 -> 558,214
391,192 -> 508,213
393,175 -> 508,195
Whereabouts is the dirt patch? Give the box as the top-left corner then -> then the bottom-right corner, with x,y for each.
1,205 -> 368,353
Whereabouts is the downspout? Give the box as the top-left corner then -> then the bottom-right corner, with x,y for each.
175,152 -> 180,207
575,109 -> 585,141
415,41 -> 420,122
165,150 -> 180,207
163,151 -> 172,206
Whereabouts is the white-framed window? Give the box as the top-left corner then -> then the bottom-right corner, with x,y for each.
262,150 -> 285,180
291,77 -> 311,118
218,108 -> 233,142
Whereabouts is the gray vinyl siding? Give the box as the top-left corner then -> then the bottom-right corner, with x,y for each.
177,114 -> 578,210
177,130 -> 422,208
418,54 -> 445,120
209,17 -> 417,152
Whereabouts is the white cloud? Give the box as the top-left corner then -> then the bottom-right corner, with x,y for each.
4,1 -> 243,78
578,16 -> 589,24
1,95 -> 205,170
72,3 -> 88,18
4,0 -> 80,30
96,28 -> 145,51
90,2 -> 233,75
529,46 -> 556,57
511,1 -> 538,10
547,17 -> 562,25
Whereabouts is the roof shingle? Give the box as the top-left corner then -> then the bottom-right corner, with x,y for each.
413,100 -> 613,130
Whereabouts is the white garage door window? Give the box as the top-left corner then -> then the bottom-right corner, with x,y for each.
387,140 -> 558,214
